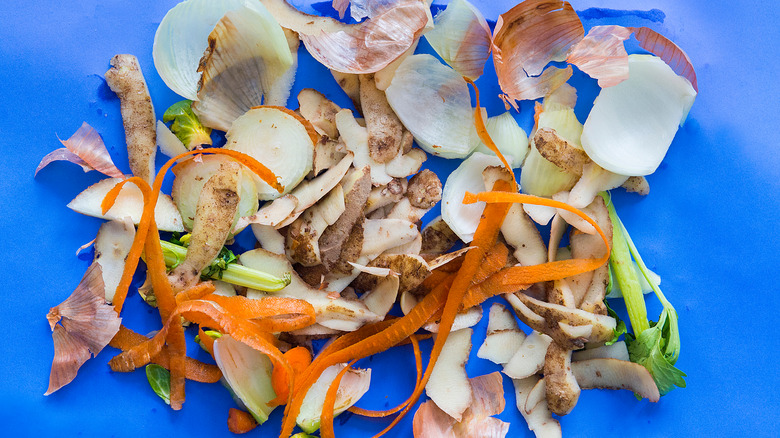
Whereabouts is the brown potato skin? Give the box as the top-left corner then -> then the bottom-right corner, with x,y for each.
168,162 -> 240,292
359,74 -> 404,164
318,167 -> 371,272
544,342 -> 581,416
534,128 -> 590,176
421,218 -> 459,255
406,169 -> 442,209
105,54 -> 156,186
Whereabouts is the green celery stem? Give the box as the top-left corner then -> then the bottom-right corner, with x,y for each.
603,194 -> 650,335
159,240 -> 290,292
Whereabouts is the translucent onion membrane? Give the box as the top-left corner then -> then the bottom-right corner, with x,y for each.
46,264 -> 121,395
566,25 -> 632,88
36,122 -> 124,178
473,112 -> 529,167
441,152 -> 501,243
171,154 -> 259,233
424,0 -> 491,80
492,0 -> 583,104
153,0 -> 244,100
413,372 -> 509,438
259,0 -> 428,74
296,363 -> 371,433
225,107 -> 314,200
567,25 -> 698,92
192,3 -> 294,131
520,106 -> 583,196
385,54 -> 478,158
213,335 -> 278,424
581,55 -> 696,176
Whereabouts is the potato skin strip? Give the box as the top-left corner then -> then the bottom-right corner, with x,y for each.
105,54 -> 157,186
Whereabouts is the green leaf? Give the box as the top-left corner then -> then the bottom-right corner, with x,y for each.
627,310 -> 686,395
604,299 -> 627,345
163,100 -> 212,149
145,364 -> 171,405
201,246 -> 238,280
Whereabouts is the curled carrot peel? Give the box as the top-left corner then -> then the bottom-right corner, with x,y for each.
320,359 -> 358,438
464,77 -> 516,186
463,190 -> 611,273
279,275 -> 456,437
372,180 -> 514,437
100,177 -> 152,314
270,346 -> 312,407
155,148 -> 284,194
348,334 -> 423,418
201,294 -> 316,333
471,241 -> 509,285
110,326 -> 221,383
427,242 -> 509,324
197,326 -> 216,357
175,282 -> 217,305
109,300 -> 293,401
227,408 -> 259,434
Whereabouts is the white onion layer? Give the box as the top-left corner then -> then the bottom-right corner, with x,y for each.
581,54 -> 697,176
441,152 -> 502,243
153,0 -> 244,100
385,54 -> 478,159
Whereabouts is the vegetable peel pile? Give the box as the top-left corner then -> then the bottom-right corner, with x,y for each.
36,0 -> 696,436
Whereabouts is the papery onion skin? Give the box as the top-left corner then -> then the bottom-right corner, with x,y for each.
631,26 -> 698,92
260,0 -> 429,74
385,54 -> 477,159
425,0 -> 492,80
567,25 -> 632,88
46,263 -> 121,395
36,122 -> 125,178
492,0 -> 583,103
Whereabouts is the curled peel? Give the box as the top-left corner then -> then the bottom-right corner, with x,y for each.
568,25 -> 698,91
36,122 -> 124,178
492,0 -> 583,103
260,0 -> 428,74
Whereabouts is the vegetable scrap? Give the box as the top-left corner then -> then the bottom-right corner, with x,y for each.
37,0 -> 697,437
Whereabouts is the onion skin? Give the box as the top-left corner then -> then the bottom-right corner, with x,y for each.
492,0 -> 583,103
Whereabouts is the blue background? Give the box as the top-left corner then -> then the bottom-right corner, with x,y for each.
1,0 -> 778,436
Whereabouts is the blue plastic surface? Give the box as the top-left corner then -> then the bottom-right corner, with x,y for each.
2,0 -> 779,436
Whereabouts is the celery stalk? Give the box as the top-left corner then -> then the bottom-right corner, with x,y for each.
602,194 -> 650,334
159,240 -> 290,292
